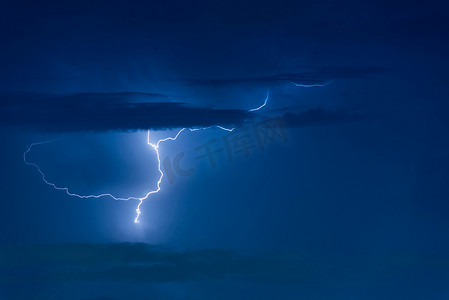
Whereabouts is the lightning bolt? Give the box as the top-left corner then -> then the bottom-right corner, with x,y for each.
24,137 -> 153,202
248,90 -> 269,112
290,80 -> 332,87
134,125 -> 235,223
24,83 -> 327,223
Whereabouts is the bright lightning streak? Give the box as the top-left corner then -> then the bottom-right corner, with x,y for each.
134,124 -> 236,223
290,80 -> 332,87
248,90 -> 269,112
24,83 -> 326,223
134,129 -> 185,223
190,125 -> 234,132
24,138 -> 145,201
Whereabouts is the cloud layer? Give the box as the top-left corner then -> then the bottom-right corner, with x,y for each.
0,91 -> 376,132
1,243 -> 447,287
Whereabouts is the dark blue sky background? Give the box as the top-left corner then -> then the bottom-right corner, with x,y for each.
0,0 -> 449,299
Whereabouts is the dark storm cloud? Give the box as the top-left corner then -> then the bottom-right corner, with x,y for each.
0,92 -> 375,132
182,67 -> 384,87
0,93 -> 250,132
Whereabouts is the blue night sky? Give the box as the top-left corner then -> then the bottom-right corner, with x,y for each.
1,0 -> 449,299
